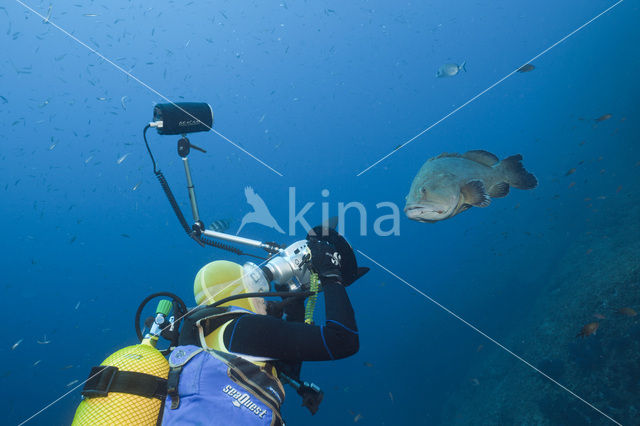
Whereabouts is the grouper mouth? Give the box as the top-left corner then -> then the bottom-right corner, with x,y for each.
404,204 -> 451,221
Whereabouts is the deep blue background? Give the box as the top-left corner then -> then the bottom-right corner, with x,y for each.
1,0 -> 638,424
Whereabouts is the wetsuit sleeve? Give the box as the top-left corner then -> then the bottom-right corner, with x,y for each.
222,279 -> 358,361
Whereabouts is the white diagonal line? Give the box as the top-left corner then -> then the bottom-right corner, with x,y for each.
356,0 -> 625,176
356,249 -> 622,425
13,0 -> 283,177
18,381 -> 88,426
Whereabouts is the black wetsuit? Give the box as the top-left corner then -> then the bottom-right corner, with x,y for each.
222,279 -> 358,361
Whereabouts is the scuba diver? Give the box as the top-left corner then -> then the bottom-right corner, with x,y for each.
160,226 -> 368,425
71,103 -> 368,425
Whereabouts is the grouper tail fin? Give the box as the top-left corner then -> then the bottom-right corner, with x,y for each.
498,154 -> 538,190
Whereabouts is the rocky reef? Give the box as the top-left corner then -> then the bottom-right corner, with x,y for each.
442,193 -> 640,425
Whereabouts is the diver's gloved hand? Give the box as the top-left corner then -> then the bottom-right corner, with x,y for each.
306,238 -> 342,282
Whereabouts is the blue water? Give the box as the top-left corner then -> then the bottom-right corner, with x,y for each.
2,0 -> 639,424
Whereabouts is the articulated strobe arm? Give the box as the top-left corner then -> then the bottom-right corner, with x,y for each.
178,136 -> 281,255
202,229 -> 281,254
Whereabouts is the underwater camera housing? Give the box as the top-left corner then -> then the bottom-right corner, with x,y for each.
262,240 -> 312,291
151,102 -> 213,135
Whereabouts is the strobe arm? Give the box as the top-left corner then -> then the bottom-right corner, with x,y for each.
178,137 -> 281,255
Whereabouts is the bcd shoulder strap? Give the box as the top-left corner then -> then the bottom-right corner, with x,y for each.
178,306 -> 248,346
166,345 -> 204,410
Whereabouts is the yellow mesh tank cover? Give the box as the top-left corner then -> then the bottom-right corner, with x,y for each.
72,344 -> 169,425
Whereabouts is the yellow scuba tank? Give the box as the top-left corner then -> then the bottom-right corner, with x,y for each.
72,300 -> 174,425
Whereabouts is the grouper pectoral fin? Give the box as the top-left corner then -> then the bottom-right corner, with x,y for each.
453,203 -> 473,215
488,182 -> 510,198
461,180 -> 491,207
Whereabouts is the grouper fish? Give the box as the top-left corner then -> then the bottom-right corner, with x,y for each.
404,150 -> 537,222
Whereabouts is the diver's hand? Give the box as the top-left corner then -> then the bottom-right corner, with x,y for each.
306,238 -> 342,282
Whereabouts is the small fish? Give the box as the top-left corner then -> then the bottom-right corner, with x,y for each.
209,218 -> 232,232
96,97 -> 107,101
120,96 -> 127,110
517,64 -> 535,73
476,344 -> 484,352
49,143 -> 56,151
66,380 -> 79,387
593,313 -> 606,320
74,301 -> 81,310
33,360 -> 42,366
132,181 -> 142,191
0,95 -> 7,103
576,322 -> 599,338
62,365 -> 74,370
83,13 -> 98,17
11,339 -> 23,350
84,155 -> 93,164
470,378 -> 480,386
595,114 -> 612,122
617,307 -> 637,317
69,236 -> 77,244
353,413 -> 362,423
121,233 -> 131,238
565,168 -> 576,176
43,5 -> 53,23
389,391 -> 394,403
437,61 -> 466,78
117,153 -> 130,164
37,335 -> 51,344
363,362 -> 374,368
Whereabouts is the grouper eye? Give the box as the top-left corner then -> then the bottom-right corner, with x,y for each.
420,187 -> 427,195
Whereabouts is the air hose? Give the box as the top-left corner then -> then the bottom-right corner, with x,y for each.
304,273 -> 320,324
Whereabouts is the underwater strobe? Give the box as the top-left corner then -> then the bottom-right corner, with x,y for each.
72,300 -> 177,425
150,102 -> 213,135
142,101 -> 281,257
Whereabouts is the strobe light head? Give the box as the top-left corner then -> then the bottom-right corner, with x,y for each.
151,102 -> 213,135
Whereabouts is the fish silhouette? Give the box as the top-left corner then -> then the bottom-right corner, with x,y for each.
236,187 -> 284,235
209,218 -> 232,233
